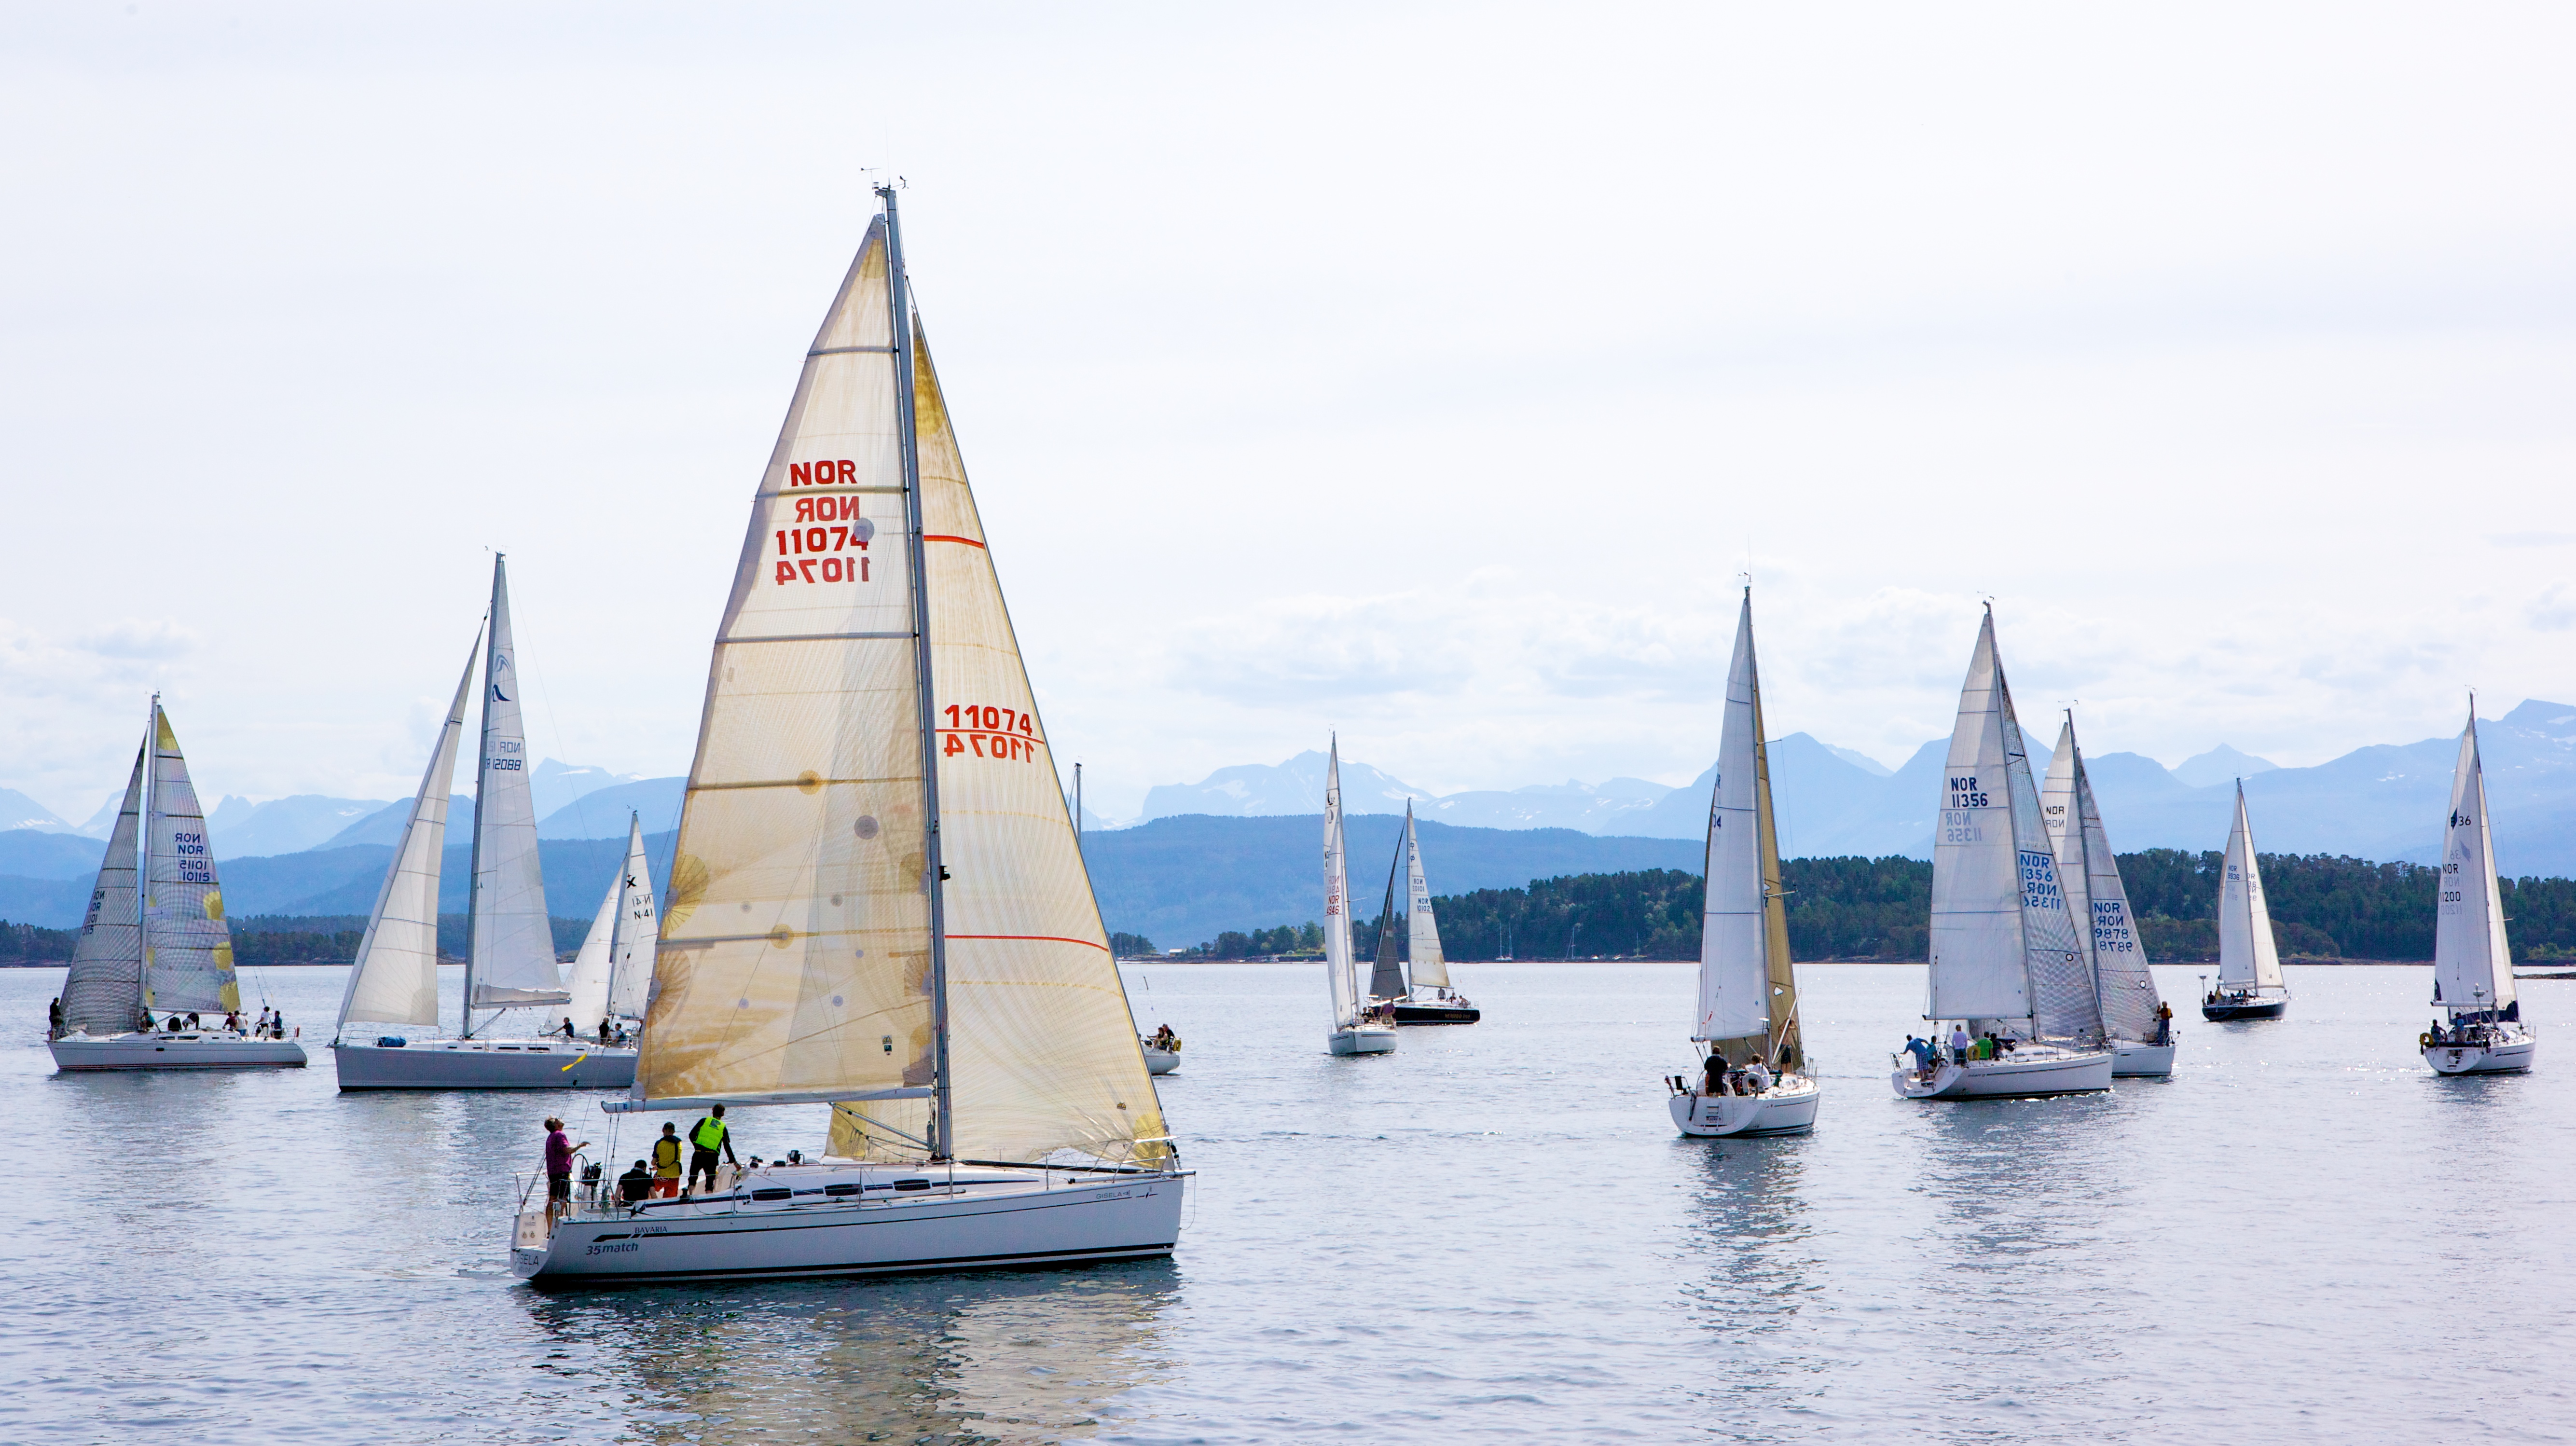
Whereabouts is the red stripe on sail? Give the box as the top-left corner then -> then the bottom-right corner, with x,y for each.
924,535 -> 986,548
946,933 -> 1109,952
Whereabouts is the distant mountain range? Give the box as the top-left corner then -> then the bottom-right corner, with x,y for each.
1083,814 -> 1703,951
1130,700 -> 2576,876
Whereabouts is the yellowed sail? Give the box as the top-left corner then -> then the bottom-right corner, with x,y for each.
639,219 -> 933,1114
639,212 -> 1160,1168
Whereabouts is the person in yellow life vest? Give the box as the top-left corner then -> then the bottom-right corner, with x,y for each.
686,1104 -> 738,1196
650,1121 -> 685,1198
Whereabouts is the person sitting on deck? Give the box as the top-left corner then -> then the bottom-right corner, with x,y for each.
1747,1060 -> 1772,1094
558,1018 -> 576,1041
619,1159 -> 654,1206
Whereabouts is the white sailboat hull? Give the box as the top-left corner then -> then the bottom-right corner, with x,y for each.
1140,1041 -> 1178,1075
513,1162 -> 1185,1289
2112,1040 -> 2175,1077
49,1031 -> 307,1071
1668,1074 -> 1819,1137
1891,1045 -> 2113,1099
334,1037 -> 636,1089
2424,1028 -> 2536,1075
1327,1026 -> 1397,1055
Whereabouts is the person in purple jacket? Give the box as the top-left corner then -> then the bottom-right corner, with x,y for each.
543,1117 -> 590,1228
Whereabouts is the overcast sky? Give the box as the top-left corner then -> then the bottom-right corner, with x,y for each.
5,2 -> 2573,823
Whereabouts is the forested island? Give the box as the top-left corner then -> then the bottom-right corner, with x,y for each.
1156,851 -> 2576,964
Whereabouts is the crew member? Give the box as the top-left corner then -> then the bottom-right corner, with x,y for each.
651,1122 -> 685,1198
687,1105 -> 739,1195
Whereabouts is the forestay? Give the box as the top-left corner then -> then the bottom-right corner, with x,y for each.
468,561 -> 565,1008
338,636 -> 477,1031
1403,805 -> 1448,991
59,738 -> 147,1035
2042,720 -> 2161,1044
2217,783 -> 2286,993
1927,611 -> 2095,1041
2432,714 -> 2516,1015
142,705 -> 240,1015
638,217 -> 1163,1168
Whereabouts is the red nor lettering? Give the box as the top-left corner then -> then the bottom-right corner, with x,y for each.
789,462 -> 811,486
837,460 -> 856,483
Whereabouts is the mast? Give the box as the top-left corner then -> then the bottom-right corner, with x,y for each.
1748,612 -> 1798,1071
882,182 -> 955,1162
463,570 -> 496,1038
138,693 -> 158,1018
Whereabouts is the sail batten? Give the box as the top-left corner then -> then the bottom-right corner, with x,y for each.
2433,715 -> 2515,1014
338,636 -> 478,1030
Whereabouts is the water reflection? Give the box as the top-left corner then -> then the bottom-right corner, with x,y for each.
1905,1098 -> 2130,1428
1673,1136 -> 1821,1429
521,1262 -> 1180,1445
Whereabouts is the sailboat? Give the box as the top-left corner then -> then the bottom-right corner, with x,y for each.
1075,761 -> 1178,1074
2041,716 -> 2175,1075
2423,708 -> 2536,1074
1323,739 -> 1397,1055
1891,608 -> 2112,1100
1668,589 -> 1818,1136
512,188 -> 1183,1286
2201,782 -> 2290,1021
1369,803 -> 1479,1024
332,561 -> 637,1089
559,812 -> 657,1040
50,698 -> 306,1069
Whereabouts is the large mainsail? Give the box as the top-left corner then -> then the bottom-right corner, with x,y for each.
1927,610 -> 2097,1043
2216,783 -> 2285,994
2433,713 -> 2516,1016
59,733 -> 148,1035
1322,740 -> 1358,1028
2041,720 -> 2161,1044
1698,592 -> 1770,1053
638,209 -> 1162,1168
337,636 -> 478,1031
1402,804 -> 1448,991
467,559 -> 564,1010
142,703 -> 241,1015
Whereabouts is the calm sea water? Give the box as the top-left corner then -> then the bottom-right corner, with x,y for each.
4,961 -> 2569,1444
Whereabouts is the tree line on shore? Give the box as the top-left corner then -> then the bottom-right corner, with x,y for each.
2,913 -> 599,966
1157,851 -> 2576,963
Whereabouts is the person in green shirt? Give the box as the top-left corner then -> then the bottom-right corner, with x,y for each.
687,1105 -> 739,1195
